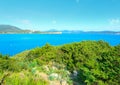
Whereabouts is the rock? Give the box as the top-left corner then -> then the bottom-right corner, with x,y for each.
37,72 -> 48,81
62,81 -> 67,85
73,70 -> 78,77
52,66 -> 58,70
50,80 -> 61,85
60,80 -> 68,85
49,73 -> 59,79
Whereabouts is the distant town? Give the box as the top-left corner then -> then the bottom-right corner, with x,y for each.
0,25 -> 120,34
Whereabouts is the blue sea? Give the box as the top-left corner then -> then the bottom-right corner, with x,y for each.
0,33 -> 120,56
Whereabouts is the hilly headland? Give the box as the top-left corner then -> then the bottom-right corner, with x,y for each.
0,41 -> 120,85
0,25 -> 120,34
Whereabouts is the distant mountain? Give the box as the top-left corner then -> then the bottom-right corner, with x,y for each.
85,31 -> 120,34
0,25 -> 119,34
60,30 -> 120,34
61,30 -> 84,33
45,29 -> 60,32
0,25 -> 34,33
0,25 -> 23,33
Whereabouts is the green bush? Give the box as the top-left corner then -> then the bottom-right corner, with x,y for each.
0,41 -> 120,85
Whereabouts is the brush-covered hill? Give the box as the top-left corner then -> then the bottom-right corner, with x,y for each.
0,25 -> 32,33
0,25 -> 23,33
0,41 -> 120,85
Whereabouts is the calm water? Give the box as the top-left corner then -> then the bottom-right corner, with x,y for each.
0,33 -> 120,56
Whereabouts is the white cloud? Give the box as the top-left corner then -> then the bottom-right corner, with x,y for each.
17,19 -> 35,29
21,19 -> 31,24
6,16 -> 13,18
52,20 -> 57,24
109,18 -> 120,25
76,0 -> 80,3
108,18 -> 120,31
105,25 -> 120,31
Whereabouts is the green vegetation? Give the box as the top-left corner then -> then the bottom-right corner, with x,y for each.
0,25 -> 33,34
0,25 -> 22,33
0,25 -> 61,34
0,41 -> 120,85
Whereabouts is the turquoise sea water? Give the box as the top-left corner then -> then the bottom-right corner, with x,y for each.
0,33 -> 120,56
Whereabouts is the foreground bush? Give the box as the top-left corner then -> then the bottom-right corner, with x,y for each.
0,41 -> 120,85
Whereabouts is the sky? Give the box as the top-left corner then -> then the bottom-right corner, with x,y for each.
0,0 -> 120,31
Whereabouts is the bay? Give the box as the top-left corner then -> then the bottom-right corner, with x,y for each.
0,33 -> 120,56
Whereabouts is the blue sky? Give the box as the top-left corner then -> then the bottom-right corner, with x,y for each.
0,0 -> 120,31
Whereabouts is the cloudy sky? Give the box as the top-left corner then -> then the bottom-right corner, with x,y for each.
0,0 -> 120,31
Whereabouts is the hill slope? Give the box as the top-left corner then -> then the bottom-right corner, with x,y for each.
0,41 -> 120,85
0,25 -> 23,33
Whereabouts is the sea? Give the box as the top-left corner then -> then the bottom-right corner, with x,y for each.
0,33 -> 120,56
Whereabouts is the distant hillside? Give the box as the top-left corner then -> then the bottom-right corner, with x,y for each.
0,25 -> 23,33
60,30 -> 120,34
0,25 -> 119,34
